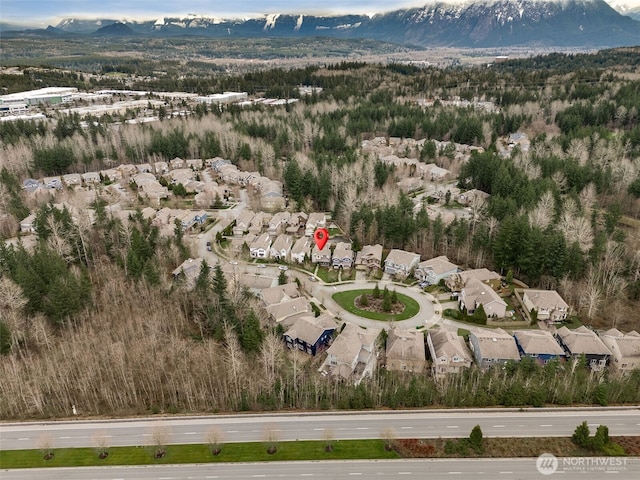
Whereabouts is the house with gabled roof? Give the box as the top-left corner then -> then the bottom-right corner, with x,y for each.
291,236 -> 312,264
355,244 -> 383,271
598,329 -> 640,374
170,157 -> 185,169
20,213 -> 37,234
332,242 -> 354,269
248,211 -> 270,235
284,314 -> 336,356
384,249 -> 420,278
469,328 -> 520,369
415,255 -> 459,285
171,257 -> 208,288
312,243 -> 332,266
459,278 -> 507,318
446,268 -> 502,293
427,329 -> 473,377
82,172 -> 101,185
270,234 -> 293,261
386,328 -> 427,373
62,173 -> 82,187
513,330 -> 566,364
521,289 -> 570,323
249,233 -> 272,259
268,211 -> 291,236
458,189 -> 490,206
305,212 -> 327,236
233,210 -> 255,236
555,326 -> 611,371
320,323 -> 381,385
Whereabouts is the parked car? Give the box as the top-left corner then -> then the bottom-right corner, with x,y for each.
206,241 -> 212,251
309,275 -> 317,282
278,265 -> 289,271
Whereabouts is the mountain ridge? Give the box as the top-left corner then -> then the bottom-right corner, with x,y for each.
3,0 -> 639,47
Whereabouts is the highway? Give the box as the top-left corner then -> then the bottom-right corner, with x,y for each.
2,458 -> 639,480
1,408 -> 639,450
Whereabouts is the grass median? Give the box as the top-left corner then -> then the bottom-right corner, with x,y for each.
0,439 -> 399,469
332,289 -> 420,321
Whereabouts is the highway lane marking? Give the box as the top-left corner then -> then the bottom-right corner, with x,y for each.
400,427 -> 413,429
300,474 -> 314,477
348,473 -> 362,476
184,432 -> 197,435
253,475 -> 266,478
492,425 -> 505,428
448,472 -> 462,475
205,477 -> 218,479
227,430 -> 239,433
499,472 -> 513,474
18,437 -> 30,440
540,424 -> 553,427
398,472 -> 412,475
60,436 -> 71,439
313,428 -> 324,431
356,427 -> 368,430
446,426 -> 459,428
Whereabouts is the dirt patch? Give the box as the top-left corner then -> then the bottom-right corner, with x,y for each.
394,437 -> 639,458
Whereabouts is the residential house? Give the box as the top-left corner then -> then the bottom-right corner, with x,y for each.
153,161 -> 169,174
171,257 -> 207,288
82,172 -> 101,185
397,177 -> 424,193
555,326 -> 611,371
513,330 -> 566,364
284,314 -> 336,356
427,329 -> 473,377
458,189 -> 490,206
446,268 -> 502,293
319,323 -> 381,385
459,278 -> 507,318
414,256 -> 459,285
100,169 -> 120,183
386,328 -> 427,373
209,157 -> 232,172
117,164 -> 137,177
268,211 -> 291,236
170,157 -> 185,170
260,180 -> 285,211
168,168 -> 194,185
20,213 -> 37,233
286,212 -> 307,235
42,176 -> 63,190
384,249 -> 420,278
250,233 -> 272,259
355,244 -> 383,271
521,289 -> 570,323
233,210 -> 255,236
136,163 -> 153,173
248,212 -> 270,235
291,236 -> 312,264
305,212 -> 327,236
270,234 -> 293,261
424,164 -> 451,181
62,173 -> 82,187
22,178 -> 40,193
260,283 -> 311,325
332,242 -> 354,269
469,328 -> 521,368
311,243 -> 331,266
598,329 -> 640,373
186,159 -> 203,170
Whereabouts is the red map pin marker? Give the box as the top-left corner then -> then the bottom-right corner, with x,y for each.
313,228 -> 329,250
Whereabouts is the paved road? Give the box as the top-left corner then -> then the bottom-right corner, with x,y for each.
2,458 -> 639,480
2,409 -> 639,451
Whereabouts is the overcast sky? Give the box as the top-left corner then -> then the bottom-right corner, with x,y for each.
2,0 -> 638,24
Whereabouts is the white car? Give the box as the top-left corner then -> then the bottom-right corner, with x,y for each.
278,265 -> 289,271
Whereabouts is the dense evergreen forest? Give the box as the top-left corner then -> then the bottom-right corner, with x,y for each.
1,48 -> 639,418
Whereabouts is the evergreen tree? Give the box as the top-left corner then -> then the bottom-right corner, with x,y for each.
469,425 -> 483,452
0,320 -> 11,355
373,284 -> 381,299
572,421 -> 591,448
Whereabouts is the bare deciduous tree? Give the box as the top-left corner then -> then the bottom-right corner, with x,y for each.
263,424 -> 280,454
36,432 -> 54,460
149,424 -> 171,458
92,430 -> 110,459
205,426 -> 224,455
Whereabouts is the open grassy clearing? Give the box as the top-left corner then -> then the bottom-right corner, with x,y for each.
332,289 -> 421,321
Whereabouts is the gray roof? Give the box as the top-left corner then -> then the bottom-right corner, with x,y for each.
471,328 -> 520,361
514,330 -> 565,356
523,289 -> 569,310
600,329 -> 640,358
556,326 -> 611,356
285,315 -> 336,346
417,255 -> 458,276
428,329 -> 472,362
385,249 -> 420,267
386,328 -> 426,362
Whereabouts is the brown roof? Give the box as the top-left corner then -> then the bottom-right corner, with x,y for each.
428,329 -> 472,362
471,328 -> 520,361
523,289 -> 569,311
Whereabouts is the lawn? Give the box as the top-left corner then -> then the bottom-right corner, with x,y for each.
332,289 -> 421,321
0,440 -> 398,469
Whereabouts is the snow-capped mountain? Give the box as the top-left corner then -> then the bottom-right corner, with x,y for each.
605,1 -> 640,19
45,0 -> 640,47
